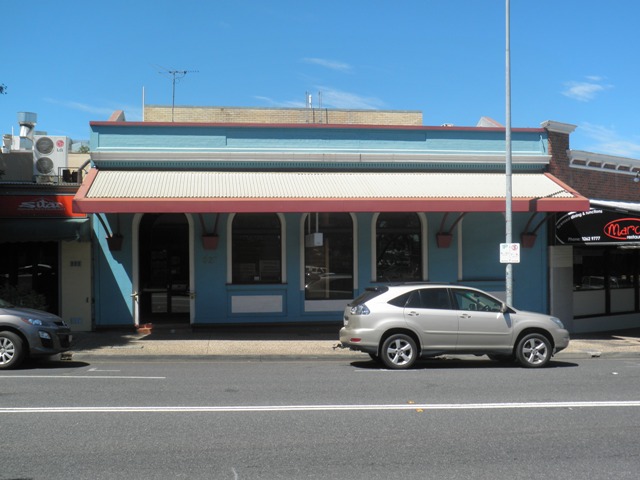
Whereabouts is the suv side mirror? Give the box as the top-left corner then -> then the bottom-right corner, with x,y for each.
500,303 -> 509,313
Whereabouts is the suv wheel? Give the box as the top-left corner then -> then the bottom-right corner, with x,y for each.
516,333 -> 551,368
0,331 -> 25,370
381,333 -> 418,369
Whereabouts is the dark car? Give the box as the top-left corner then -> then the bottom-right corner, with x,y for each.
0,298 -> 72,369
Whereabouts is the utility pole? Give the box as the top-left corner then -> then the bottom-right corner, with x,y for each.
504,0 -> 514,306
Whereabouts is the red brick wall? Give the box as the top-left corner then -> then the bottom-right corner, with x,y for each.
548,131 -> 640,202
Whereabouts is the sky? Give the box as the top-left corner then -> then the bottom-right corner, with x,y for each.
1,0 -> 639,157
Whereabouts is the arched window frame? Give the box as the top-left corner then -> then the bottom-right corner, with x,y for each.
227,213 -> 286,284
371,212 -> 428,282
300,212 -> 358,299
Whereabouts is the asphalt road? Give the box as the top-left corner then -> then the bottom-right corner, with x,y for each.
1,356 -> 640,479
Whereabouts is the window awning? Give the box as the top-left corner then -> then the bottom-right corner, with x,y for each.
590,199 -> 640,214
73,169 -> 589,214
0,218 -> 91,242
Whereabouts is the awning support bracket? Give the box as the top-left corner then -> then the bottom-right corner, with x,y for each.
436,213 -> 466,248
520,212 -> 552,248
199,213 -> 220,250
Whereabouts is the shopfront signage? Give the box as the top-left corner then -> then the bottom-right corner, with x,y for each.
556,208 -> 640,244
0,195 -> 85,218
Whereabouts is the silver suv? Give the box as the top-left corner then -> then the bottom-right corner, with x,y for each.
339,283 -> 569,369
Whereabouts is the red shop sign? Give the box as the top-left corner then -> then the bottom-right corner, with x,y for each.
603,218 -> 640,241
0,195 -> 85,218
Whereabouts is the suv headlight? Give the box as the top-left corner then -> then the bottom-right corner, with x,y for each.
350,304 -> 370,315
21,318 -> 50,327
550,317 -> 565,329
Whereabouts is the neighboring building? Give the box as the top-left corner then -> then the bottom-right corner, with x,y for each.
546,123 -> 640,333
0,113 -> 92,331
73,107 -> 590,331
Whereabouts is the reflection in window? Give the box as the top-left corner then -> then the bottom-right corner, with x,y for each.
232,214 -> 282,284
376,213 -> 422,282
453,289 -> 502,312
573,247 -> 637,291
304,213 -> 353,300
0,242 -> 57,313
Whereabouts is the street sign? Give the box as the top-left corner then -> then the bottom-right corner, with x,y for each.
500,243 -> 520,264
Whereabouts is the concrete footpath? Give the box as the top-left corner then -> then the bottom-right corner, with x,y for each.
66,323 -> 640,362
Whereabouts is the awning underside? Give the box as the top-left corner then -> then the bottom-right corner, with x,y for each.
73,170 -> 589,214
0,218 -> 91,243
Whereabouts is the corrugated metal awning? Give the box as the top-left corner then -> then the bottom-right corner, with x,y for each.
73,169 -> 589,214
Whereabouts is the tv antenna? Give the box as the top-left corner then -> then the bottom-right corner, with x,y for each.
157,66 -> 199,121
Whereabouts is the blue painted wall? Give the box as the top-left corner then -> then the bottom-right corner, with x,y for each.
93,213 -> 134,327
91,124 -> 547,157
91,210 -> 549,327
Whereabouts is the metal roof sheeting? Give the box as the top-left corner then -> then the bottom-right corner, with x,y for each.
73,170 -> 589,214
86,171 -> 574,199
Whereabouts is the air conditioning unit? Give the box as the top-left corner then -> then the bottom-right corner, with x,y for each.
33,135 -> 69,181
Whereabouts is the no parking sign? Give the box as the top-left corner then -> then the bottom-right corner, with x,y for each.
499,243 -> 520,264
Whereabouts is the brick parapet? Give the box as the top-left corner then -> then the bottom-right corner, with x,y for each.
547,130 -> 640,202
144,106 -> 423,126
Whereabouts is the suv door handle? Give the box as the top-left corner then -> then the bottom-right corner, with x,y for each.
407,311 -> 420,316
459,313 -> 472,319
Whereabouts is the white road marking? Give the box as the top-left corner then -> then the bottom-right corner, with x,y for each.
1,401 -> 639,414
0,375 -> 165,379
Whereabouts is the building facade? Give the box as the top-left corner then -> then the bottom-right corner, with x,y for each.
547,124 -> 640,333
0,113 -> 92,331
73,108 -> 589,330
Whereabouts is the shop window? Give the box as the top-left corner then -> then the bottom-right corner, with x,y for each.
0,242 -> 58,313
573,248 -> 637,291
232,214 -> 282,284
573,247 -> 638,316
376,213 -> 422,282
304,213 -> 353,300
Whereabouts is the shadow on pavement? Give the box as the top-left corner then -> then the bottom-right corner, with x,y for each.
350,357 -> 579,370
70,321 -> 344,351
19,358 -> 90,370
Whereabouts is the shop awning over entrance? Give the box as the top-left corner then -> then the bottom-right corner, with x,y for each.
73,169 -> 589,214
0,218 -> 91,242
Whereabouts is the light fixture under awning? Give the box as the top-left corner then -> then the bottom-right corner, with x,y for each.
73,169 -> 589,214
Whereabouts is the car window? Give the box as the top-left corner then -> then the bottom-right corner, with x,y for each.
387,291 -> 412,308
351,286 -> 388,306
452,289 -> 502,312
405,288 -> 451,310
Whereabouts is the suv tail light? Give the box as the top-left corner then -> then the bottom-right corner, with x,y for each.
349,304 -> 370,315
